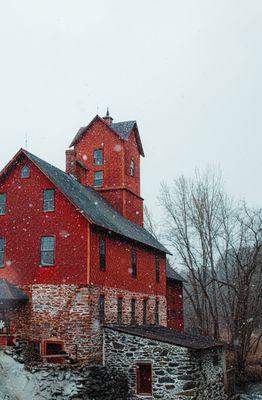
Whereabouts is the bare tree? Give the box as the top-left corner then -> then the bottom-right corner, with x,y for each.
159,168 -> 262,373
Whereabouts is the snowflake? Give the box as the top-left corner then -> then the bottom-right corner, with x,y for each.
0,320 -> 5,330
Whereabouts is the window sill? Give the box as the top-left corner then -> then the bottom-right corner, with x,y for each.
39,265 -> 55,268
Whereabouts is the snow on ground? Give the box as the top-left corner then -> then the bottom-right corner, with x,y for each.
0,351 -> 37,400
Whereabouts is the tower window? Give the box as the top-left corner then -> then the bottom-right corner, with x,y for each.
136,363 -> 152,395
94,171 -> 103,187
131,298 -> 136,324
43,189 -> 55,212
100,237 -> 106,271
40,236 -> 55,266
21,165 -> 30,178
99,294 -> 105,323
94,149 -> 103,165
117,297 -> 123,324
0,238 -> 6,268
130,159 -> 135,176
131,248 -> 137,278
0,194 -> 6,215
155,256 -> 160,283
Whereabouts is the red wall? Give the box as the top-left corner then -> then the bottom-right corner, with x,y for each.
166,279 -> 184,331
0,156 -> 88,285
90,227 -> 166,296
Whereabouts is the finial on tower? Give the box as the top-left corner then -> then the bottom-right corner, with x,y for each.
103,107 -> 113,126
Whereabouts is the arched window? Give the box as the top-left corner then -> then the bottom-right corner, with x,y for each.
21,165 -> 30,178
130,159 -> 135,176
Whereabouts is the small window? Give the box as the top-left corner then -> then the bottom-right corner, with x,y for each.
0,238 -> 6,268
155,300 -> 159,325
94,149 -> 103,165
117,297 -> 123,324
130,159 -> 135,176
99,294 -> 105,323
0,194 -> 6,215
40,236 -> 55,266
94,171 -> 103,187
43,189 -> 55,212
131,248 -> 137,278
131,298 -> 136,324
137,363 -> 152,395
155,255 -> 160,283
45,341 -> 64,356
143,299 -> 148,325
100,237 -> 106,271
21,165 -> 30,178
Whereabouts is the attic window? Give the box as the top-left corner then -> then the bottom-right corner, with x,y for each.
94,149 -> 103,165
130,159 -> 135,176
21,165 -> 30,178
0,194 -> 6,215
94,171 -> 103,187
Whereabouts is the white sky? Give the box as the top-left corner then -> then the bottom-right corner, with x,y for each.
1,1 -> 262,219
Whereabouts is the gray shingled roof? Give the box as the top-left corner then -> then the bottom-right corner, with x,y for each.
69,115 -> 145,156
0,279 -> 29,303
105,325 -> 224,350
111,121 -> 136,140
24,150 -> 170,254
166,265 -> 186,282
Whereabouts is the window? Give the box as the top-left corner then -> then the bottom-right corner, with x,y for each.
117,297 -> 123,324
155,255 -> 160,283
130,159 -> 135,176
0,318 -> 10,334
0,238 -> 6,268
40,236 -> 55,266
94,171 -> 103,187
94,149 -> 103,165
0,194 -> 6,215
45,342 -> 64,356
99,294 -> 105,323
100,237 -> 106,271
131,248 -> 137,278
143,299 -> 148,325
43,189 -> 55,212
131,298 -> 136,324
136,363 -> 152,395
21,165 -> 30,178
155,300 -> 159,325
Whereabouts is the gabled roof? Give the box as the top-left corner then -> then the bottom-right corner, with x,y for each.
105,324 -> 224,350
69,115 -> 145,156
166,265 -> 186,282
3,149 -> 169,254
0,279 -> 29,303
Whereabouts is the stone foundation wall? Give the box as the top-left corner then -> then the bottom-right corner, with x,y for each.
104,328 -> 226,400
2,284 -> 166,363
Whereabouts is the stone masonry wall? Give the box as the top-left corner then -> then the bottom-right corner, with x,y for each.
104,328 -> 227,400
2,284 -> 166,363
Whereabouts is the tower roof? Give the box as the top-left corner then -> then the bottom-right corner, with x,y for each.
69,115 -> 145,156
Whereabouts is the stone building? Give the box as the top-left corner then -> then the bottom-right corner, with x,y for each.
0,111 -> 226,399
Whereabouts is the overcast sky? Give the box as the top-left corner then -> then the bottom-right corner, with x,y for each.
1,1 -> 262,218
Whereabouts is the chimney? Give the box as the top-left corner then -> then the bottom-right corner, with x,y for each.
66,149 -> 76,176
103,107 -> 113,126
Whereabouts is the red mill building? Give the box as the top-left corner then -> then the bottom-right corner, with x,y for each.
0,111 -> 184,357
0,112 -> 227,400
